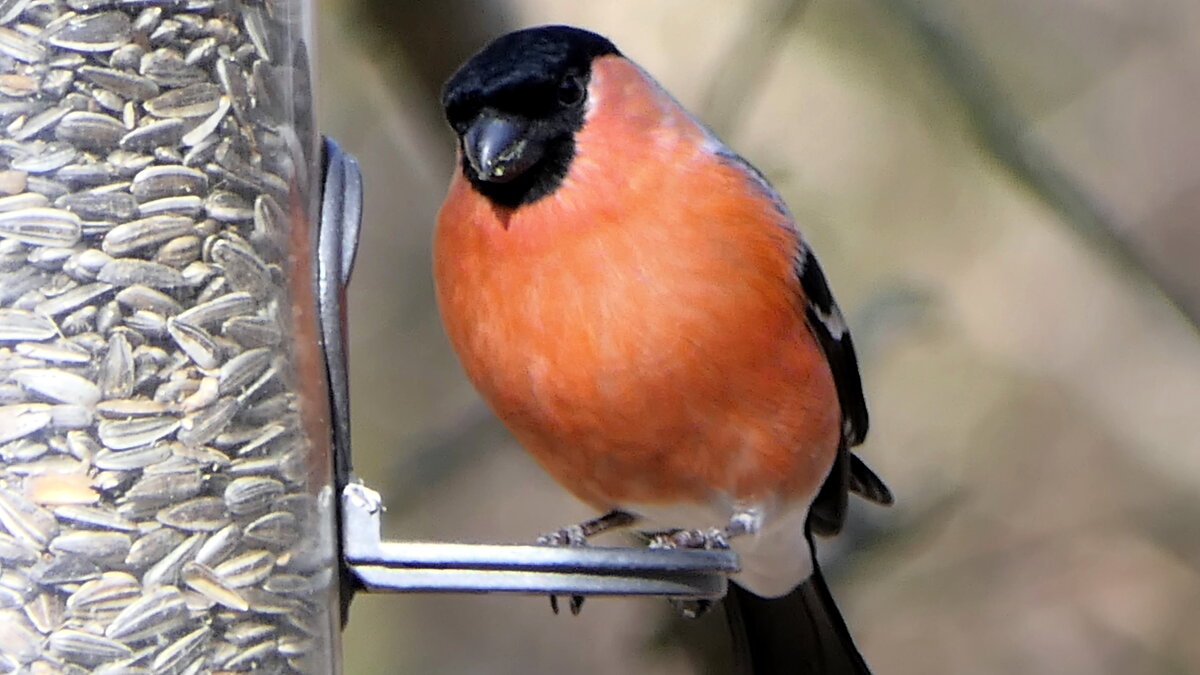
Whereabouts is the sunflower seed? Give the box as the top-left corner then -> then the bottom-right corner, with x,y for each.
131,166 -> 207,204
0,207 -> 80,246
181,94 -> 229,147
47,402 -> 91,429
106,149 -> 154,177
0,309 -> 56,341
144,82 -> 221,119
126,467 -> 201,504
163,316 -> 219,368
45,11 -> 133,52
139,47 -> 203,87
0,406 -> 52,450
212,549 -> 272,588
48,628 -> 132,666
174,290 -> 253,328
50,530 -> 130,560
156,496 -> 228,532
99,332 -> 133,398
54,112 -> 125,153
127,5 -> 160,33
138,530 -> 199,587
11,143 -> 76,174
138,194 -> 202,218
262,573 -> 311,598
12,368 -> 100,406
0,437 -> 46,462
223,476 -> 282,517
223,637 -> 277,670
38,552 -> 101,586
217,346 -> 270,396
103,216 -> 192,258
207,236 -> 269,298
115,285 -> 179,316
66,571 -> 140,621
224,620 -> 273,646
0,193 -> 49,212
0,568 -> 34,607
203,189 -> 251,222
175,374 -> 214,412
176,395 -> 235,445
153,233 -> 201,268
124,526 -> 183,569
33,281 -> 111,316
0,532 -> 38,565
237,587 -> 299,616
189,522 -> 236,568
55,504 -> 137,532
93,441 -> 171,472
0,611 -> 38,664
57,189 -> 138,221
181,561 -> 246,611
77,65 -> 159,101
0,0 -> 31,24
243,510 -> 298,550
23,591 -> 64,634
0,485 -> 60,546
97,257 -> 186,288
13,108 -> 66,143
95,398 -> 170,418
0,27 -> 45,64
119,117 -> 184,151
97,416 -> 179,450
151,625 -> 210,673
105,584 -> 187,642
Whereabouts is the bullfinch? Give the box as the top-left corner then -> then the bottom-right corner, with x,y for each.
435,25 -> 892,674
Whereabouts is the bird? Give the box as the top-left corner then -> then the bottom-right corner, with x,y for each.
434,25 -> 892,674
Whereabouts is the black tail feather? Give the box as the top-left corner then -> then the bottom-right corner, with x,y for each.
723,555 -> 872,674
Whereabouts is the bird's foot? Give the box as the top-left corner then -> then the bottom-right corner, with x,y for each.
648,527 -> 730,551
670,598 -> 715,619
536,524 -> 588,547
538,510 -> 639,616
549,594 -> 586,616
539,526 -> 587,614
537,509 -> 639,548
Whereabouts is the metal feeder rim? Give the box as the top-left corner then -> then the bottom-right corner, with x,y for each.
341,482 -> 740,599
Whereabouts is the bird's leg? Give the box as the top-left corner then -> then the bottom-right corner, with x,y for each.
648,508 -> 763,551
537,509 -> 639,546
539,510 -> 639,615
650,509 -> 763,619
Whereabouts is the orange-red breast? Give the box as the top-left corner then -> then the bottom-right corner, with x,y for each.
435,25 -> 891,673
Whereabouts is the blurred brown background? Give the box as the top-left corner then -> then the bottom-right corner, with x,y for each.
315,1 -> 1200,673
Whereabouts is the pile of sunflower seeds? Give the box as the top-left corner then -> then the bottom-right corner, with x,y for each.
0,0 -> 337,673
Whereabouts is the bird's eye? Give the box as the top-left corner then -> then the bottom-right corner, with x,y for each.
557,75 -> 585,107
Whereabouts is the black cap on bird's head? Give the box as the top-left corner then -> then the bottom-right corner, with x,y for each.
442,25 -> 620,207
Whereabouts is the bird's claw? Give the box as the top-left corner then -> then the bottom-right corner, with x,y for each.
540,524 -> 589,615
549,594 -> 586,616
670,597 -> 715,619
648,527 -> 730,550
536,524 -> 589,547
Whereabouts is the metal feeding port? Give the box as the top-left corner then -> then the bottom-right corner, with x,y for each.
340,481 -> 739,599
318,139 -> 740,608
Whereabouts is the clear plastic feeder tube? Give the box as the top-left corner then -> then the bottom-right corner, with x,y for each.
0,1 -> 339,672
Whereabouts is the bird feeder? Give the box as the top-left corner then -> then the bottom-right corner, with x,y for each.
0,1 -> 736,671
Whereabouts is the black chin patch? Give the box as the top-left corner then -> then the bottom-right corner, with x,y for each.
442,26 -> 621,208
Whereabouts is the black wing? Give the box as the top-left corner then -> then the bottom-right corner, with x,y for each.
796,246 -> 892,535
796,247 -> 868,446
712,148 -> 890,528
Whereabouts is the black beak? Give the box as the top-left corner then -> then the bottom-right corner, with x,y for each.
462,113 -> 544,183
